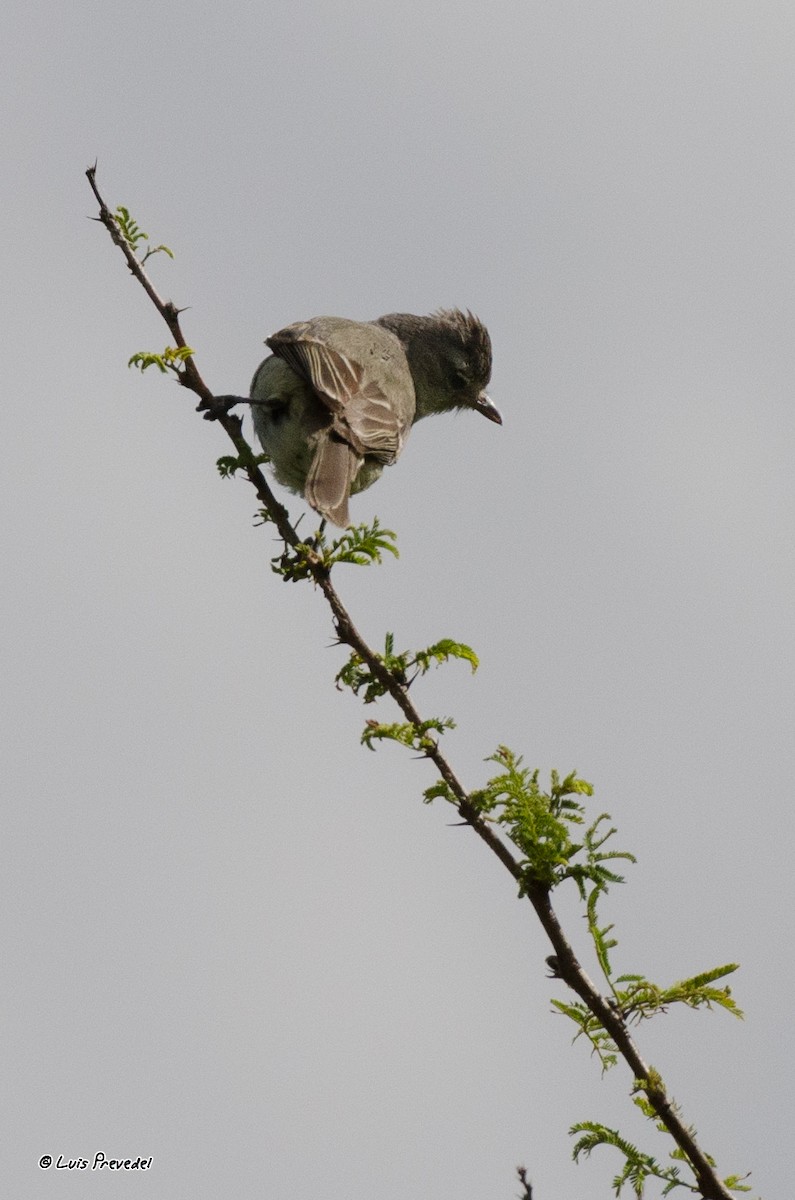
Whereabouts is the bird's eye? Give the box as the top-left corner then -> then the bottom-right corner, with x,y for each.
449,363 -> 471,389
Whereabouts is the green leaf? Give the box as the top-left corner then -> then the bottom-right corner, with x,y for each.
114,206 -> 173,261
216,452 -> 269,479
336,632 -> 478,705
423,779 -> 457,805
413,639 -> 479,674
317,519 -> 399,568
471,748 -> 604,892
128,345 -> 194,375
361,717 -> 454,753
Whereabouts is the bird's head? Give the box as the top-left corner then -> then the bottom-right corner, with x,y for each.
432,308 -> 500,424
376,308 -> 500,424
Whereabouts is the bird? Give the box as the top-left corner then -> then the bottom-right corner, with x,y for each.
249,308 -> 500,527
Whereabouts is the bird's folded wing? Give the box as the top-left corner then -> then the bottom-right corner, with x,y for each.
266,323 -> 410,462
266,329 -> 359,416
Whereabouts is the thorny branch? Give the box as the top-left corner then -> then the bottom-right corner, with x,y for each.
87,165 -> 737,1200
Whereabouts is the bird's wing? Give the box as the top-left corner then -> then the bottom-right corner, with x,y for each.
266,320 -> 413,463
266,326 -> 359,416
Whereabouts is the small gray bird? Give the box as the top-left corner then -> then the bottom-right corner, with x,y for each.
249,309 -> 500,526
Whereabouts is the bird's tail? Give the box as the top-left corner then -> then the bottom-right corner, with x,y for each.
305,434 -> 361,527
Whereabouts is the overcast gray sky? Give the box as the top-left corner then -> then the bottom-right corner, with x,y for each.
2,2 -> 793,1197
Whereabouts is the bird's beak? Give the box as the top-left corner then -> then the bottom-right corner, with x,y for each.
475,392 -> 502,424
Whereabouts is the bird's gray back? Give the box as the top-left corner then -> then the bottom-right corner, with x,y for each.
266,316 -> 416,461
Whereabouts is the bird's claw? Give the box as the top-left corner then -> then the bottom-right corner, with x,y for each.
198,394 -> 246,421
